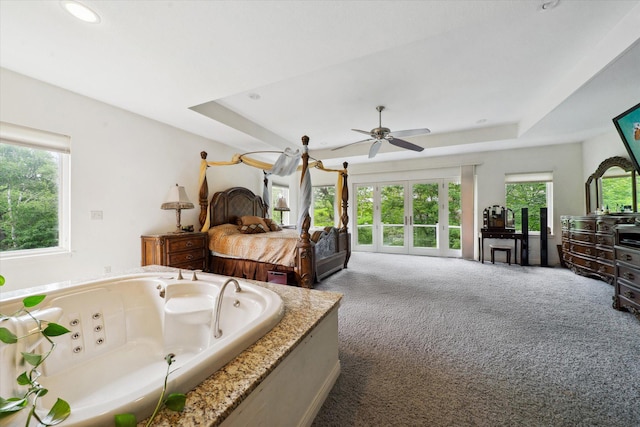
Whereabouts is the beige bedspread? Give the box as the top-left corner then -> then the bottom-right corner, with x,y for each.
208,223 -> 300,267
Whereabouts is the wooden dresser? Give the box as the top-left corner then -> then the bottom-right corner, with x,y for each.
613,224 -> 640,321
561,214 -> 639,284
141,232 -> 208,271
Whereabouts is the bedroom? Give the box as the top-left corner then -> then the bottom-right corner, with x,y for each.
0,1 -> 639,425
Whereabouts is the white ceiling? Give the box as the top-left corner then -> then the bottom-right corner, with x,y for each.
1,0 -> 639,166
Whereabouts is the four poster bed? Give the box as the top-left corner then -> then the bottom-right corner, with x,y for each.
198,136 -> 350,288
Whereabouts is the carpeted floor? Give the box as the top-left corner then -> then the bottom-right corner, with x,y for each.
311,252 -> 640,427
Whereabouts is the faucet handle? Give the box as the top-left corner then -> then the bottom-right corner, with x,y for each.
177,270 -> 184,280
191,270 -> 199,281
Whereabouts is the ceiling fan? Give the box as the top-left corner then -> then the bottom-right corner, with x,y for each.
332,105 -> 430,158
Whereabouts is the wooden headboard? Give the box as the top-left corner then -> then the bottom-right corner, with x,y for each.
210,187 -> 267,227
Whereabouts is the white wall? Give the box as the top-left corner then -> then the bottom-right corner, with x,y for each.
0,68 -> 261,291
582,129 -> 631,182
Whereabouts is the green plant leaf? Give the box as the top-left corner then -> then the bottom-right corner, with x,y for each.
0,275 -> 5,286
16,371 -> 30,385
38,398 -> 71,426
114,413 -> 137,427
0,327 -> 18,344
0,396 -> 27,413
43,323 -> 71,337
22,352 -> 42,367
164,393 -> 186,412
23,295 -> 46,308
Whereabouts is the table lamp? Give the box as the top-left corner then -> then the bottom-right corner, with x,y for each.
161,184 -> 194,233
274,195 -> 290,225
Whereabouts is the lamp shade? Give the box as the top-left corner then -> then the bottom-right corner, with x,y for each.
161,184 -> 194,210
275,195 -> 289,211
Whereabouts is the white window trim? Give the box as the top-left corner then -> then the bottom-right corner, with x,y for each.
0,122 -> 71,259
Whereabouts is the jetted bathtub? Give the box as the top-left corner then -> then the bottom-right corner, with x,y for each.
0,272 -> 285,426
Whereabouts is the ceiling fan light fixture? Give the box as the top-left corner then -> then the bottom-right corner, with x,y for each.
61,0 -> 101,23
539,0 -> 560,11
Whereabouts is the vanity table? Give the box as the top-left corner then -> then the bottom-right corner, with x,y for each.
479,205 -> 525,264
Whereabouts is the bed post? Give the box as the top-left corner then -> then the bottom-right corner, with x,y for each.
340,162 -> 349,233
263,171 -> 270,217
341,161 -> 351,268
297,135 -> 314,289
199,151 -> 209,230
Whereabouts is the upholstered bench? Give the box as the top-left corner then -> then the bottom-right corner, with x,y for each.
490,244 -> 512,265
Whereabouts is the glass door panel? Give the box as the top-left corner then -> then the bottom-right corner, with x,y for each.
381,184 -> 406,250
448,181 -> 462,251
354,185 -> 374,250
411,182 -> 439,249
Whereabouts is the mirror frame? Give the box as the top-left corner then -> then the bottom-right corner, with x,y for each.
585,156 -> 637,214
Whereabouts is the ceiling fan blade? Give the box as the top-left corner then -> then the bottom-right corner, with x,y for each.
368,140 -> 383,158
351,128 -> 373,136
331,138 -> 372,151
388,128 -> 431,138
388,137 -> 424,152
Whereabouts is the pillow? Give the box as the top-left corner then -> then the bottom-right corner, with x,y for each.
263,218 -> 282,232
238,222 -> 267,234
237,215 -> 268,228
237,215 -> 269,234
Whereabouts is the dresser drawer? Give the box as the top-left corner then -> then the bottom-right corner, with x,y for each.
567,253 -> 597,270
617,264 -> 640,287
569,218 -> 595,232
595,247 -> 613,262
167,248 -> 206,266
167,235 -> 206,252
596,261 -> 614,277
595,234 -> 613,246
617,281 -> 640,307
568,241 -> 595,258
171,258 -> 207,271
615,245 -> 640,266
569,231 -> 596,244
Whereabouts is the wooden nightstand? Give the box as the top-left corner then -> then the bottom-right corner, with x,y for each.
141,232 -> 208,271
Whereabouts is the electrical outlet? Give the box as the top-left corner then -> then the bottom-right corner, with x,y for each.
104,266 -> 111,273
91,210 -> 103,220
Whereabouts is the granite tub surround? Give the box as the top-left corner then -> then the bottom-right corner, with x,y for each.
140,267 -> 343,427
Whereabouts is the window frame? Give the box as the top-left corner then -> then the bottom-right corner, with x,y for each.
504,172 -> 553,234
312,184 -> 336,228
0,122 -> 71,259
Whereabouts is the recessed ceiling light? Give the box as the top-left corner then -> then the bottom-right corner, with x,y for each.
60,1 -> 101,23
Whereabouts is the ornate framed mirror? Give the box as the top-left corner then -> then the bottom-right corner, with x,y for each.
585,156 -> 638,214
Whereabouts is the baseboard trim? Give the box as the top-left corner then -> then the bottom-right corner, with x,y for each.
298,360 -> 341,427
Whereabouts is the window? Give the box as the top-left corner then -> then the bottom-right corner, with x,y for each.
271,184 -> 290,225
505,172 -> 553,233
313,185 -> 335,227
0,122 -> 70,255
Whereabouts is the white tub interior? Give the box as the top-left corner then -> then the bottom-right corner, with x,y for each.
0,272 -> 285,426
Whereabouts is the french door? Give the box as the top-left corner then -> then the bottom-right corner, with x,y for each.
353,179 -> 461,257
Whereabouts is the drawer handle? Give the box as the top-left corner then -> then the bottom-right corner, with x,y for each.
186,254 -> 194,260
186,241 -> 194,247
584,224 -> 593,230
570,244 -> 575,251
624,254 -> 633,262
623,291 -> 635,299
585,261 -> 591,268
623,272 -> 635,281
585,248 -> 591,255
